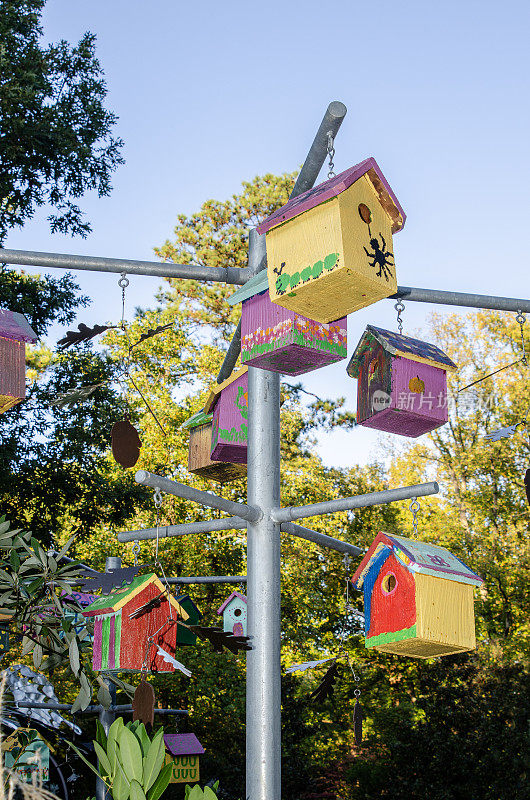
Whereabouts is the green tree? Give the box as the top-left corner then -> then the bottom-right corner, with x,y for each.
0,268 -> 144,541
0,0 -> 123,241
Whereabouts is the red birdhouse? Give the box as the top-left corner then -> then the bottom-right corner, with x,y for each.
83,573 -> 189,672
0,308 -> 37,414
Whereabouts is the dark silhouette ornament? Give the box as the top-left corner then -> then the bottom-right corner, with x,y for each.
132,679 -> 155,728
111,416 -> 142,467
353,696 -> 363,745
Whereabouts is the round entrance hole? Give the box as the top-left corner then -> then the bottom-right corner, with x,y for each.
358,203 -> 372,224
382,573 -> 397,594
234,608 -> 242,617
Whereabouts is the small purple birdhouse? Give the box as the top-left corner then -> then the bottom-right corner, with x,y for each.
347,326 -> 457,438
164,734 -> 204,784
217,591 -> 247,637
228,272 -> 347,375
205,367 -> 248,465
0,308 -> 37,414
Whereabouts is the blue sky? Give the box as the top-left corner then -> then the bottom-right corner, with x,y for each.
7,0 -> 530,466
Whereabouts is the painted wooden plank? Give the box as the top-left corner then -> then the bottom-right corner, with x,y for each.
114,610 -> 121,668
108,615 -> 116,669
415,573 -> 476,651
101,615 -> 111,669
93,617 -> 103,671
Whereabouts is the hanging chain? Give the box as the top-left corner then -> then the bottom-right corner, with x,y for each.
118,272 -> 130,330
409,496 -> 420,537
153,487 -> 163,566
394,299 -> 405,335
326,132 -> 336,180
516,311 -> 527,366
132,540 -> 141,566
343,554 -> 353,612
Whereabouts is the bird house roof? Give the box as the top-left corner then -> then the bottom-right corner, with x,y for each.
164,733 -> 205,757
216,591 -> 247,615
227,271 -> 269,306
347,325 -> 457,378
352,532 -> 483,589
181,410 -> 213,430
82,573 -> 188,618
0,308 -> 37,343
256,158 -> 406,236
204,366 -> 248,413
175,593 -> 203,623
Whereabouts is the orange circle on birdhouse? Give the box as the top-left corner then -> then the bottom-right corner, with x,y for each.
358,203 -> 372,224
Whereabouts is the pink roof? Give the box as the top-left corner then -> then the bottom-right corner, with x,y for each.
0,308 -> 37,343
216,591 -> 247,615
164,733 -> 204,757
256,157 -> 406,235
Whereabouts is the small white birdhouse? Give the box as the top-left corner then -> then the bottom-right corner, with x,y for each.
217,591 -> 247,636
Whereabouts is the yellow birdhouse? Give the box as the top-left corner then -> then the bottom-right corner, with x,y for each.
257,158 -> 405,323
352,532 -> 483,658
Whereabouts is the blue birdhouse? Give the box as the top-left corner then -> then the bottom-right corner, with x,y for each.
217,591 -> 247,636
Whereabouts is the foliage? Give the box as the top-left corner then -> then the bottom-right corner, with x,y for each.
184,782 -> 219,800
0,268 -> 145,541
0,0 -> 123,241
0,515 -> 134,710
70,718 -> 173,800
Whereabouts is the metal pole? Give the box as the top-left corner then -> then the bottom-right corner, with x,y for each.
0,248 -> 250,285
165,576 -> 247,585
10,702 -> 187,715
246,366 -> 281,800
290,101 -> 347,197
271,481 -> 439,523
390,286 -> 530,313
280,522 -> 362,557
117,516 -> 247,542
135,470 -> 261,523
96,556 -> 121,800
217,102 -> 348,384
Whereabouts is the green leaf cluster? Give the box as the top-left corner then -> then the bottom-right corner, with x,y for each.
184,781 -> 219,799
0,0 -> 124,241
71,719 -> 173,800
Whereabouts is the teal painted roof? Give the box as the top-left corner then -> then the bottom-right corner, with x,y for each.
181,410 -> 213,429
227,272 -> 269,306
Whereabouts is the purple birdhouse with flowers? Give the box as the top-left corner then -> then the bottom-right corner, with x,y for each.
204,367 -> 248,464
0,308 -> 37,414
347,326 -> 457,438
228,272 -> 347,375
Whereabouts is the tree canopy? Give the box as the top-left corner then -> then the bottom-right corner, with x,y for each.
0,0 -> 123,241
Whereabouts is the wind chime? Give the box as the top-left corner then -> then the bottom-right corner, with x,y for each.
285,555 -> 364,746
53,272 -> 172,469
478,311 -> 530,505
